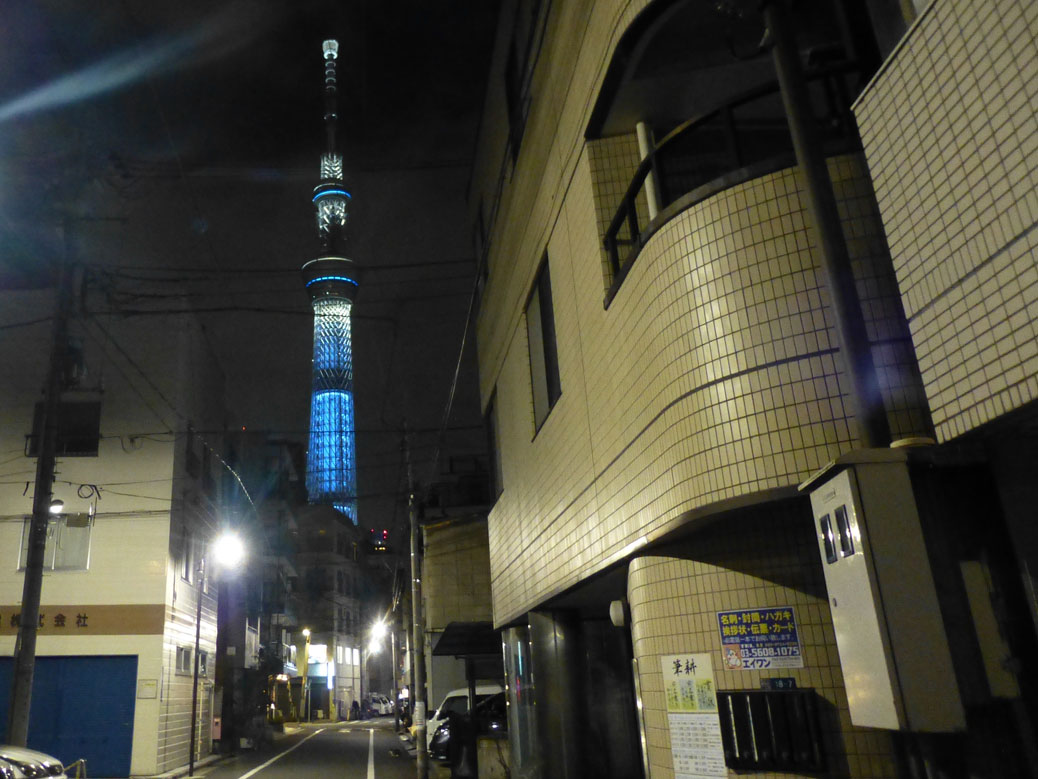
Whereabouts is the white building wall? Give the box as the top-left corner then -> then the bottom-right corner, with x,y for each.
0,283 -> 228,775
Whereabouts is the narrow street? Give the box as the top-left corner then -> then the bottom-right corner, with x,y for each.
199,719 -> 420,779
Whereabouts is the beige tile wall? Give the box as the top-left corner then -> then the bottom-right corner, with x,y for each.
854,0 -> 1038,441
487,149 -> 929,624
424,521 -> 494,630
629,515 -> 899,778
587,132 -> 650,287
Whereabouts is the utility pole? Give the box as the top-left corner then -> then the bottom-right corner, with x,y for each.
405,430 -> 428,778
5,218 -> 76,746
391,621 -> 400,732
189,557 -> 206,777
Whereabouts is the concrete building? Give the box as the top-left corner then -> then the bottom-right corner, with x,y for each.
0,275 -> 233,775
420,461 -> 498,709
470,0 -> 1037,777
292,504 -> 365,720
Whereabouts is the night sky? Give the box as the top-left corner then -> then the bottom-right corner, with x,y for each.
0,0 -> 500,535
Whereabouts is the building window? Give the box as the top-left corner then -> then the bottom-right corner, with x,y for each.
504,0 -> 548,163
185,428 -> 200,477
181,534 -> 194,583
197,650 -> 208,677
176,646 -> 192,675
486,393 -> 504,499
526,256 -> 562,431
27,401 -> 101,457
19,513 -> 92,571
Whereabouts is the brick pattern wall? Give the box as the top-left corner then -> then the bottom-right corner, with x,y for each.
628,521 -> 899,778
854,0 -> 1038,441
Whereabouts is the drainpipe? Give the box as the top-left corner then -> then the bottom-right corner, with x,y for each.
635,122 -> 661,220
764,0 -> 890,448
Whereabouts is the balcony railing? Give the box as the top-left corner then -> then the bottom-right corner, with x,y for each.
603,63 -> 861,303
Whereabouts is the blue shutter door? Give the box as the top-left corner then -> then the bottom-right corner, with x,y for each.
0,655 -> 137,777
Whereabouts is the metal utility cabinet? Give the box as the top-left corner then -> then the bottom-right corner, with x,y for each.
802,449 -> 966,731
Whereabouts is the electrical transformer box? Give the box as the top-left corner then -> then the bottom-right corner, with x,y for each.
804,451 -> 965,731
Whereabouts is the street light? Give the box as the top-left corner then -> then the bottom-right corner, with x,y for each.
301,628 -> 312,722
189,531 -> 245,777
359,621 -> 387,719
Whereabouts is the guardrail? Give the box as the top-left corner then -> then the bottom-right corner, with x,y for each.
603,63 -> 862,290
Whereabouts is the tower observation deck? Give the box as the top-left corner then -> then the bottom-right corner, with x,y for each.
303,39 -> 358,524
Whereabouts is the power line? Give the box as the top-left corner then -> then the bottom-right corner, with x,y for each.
87,258 -> 475,275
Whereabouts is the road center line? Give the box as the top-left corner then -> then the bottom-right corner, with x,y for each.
236,728 -> 325,779
367,729 -> 375,779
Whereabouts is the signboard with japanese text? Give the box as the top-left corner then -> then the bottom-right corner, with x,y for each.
0,604 -> 165,636
717,606 -> 803,670
661,653 -> 726,779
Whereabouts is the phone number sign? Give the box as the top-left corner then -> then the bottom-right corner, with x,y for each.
717,607 -> 803,670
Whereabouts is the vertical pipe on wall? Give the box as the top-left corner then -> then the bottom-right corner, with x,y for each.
635,121 -> 660,220
765,0 -> 890,449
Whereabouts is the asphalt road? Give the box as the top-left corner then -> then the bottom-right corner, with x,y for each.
198,719 -> 418,779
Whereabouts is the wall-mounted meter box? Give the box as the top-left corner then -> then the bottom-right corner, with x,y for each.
802,450 -> 965,731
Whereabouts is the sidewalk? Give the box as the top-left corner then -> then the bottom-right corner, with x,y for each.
396,730 -> 450,778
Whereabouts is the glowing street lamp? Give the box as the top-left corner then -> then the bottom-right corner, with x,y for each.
190,531 -> 245,776
371,619 -> 388,643
301,628 -> 312,721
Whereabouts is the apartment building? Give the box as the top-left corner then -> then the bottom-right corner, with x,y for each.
470,0 -> 1037,776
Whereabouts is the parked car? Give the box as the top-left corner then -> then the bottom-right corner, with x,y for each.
367,693 -> 393,716
429,691 -> 507,761
426,684 -> 504,752
0,746 -> 68,778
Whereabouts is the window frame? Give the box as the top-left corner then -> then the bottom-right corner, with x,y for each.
525,255 -> 562,433
175,646 -> 192,675
27,400 -> 101,458
486,392 -> 504,500
19,513 -> 92,571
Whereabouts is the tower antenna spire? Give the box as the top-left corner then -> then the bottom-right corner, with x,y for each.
322,39 -> 339,154
302,38 -> 359,525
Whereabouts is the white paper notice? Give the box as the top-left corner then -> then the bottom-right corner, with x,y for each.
661,653 -> 727,778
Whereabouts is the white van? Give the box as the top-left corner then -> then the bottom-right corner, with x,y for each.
426,683 -> 504,748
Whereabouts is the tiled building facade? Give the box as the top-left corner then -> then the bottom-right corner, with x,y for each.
470,0 -> 1037,777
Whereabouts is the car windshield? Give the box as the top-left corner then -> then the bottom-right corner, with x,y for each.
436,693 -> 492,718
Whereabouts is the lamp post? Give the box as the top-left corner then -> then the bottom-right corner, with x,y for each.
189,532 -> 244,777
301,628 -> 311,722
364,632 -> 383,718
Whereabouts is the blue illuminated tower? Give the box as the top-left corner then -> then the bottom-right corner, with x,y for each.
303,39 -> 359,524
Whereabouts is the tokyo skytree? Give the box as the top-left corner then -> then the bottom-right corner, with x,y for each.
302,39 -> 358,524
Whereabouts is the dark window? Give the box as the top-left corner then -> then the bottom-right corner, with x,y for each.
27,401 -> 101,457
504,0 -> 546,163
185,429 -> 200,477
486,393 -> 504,499
175,646 -> 192,675
201,444 -> 215,497
526,257 -> 561,430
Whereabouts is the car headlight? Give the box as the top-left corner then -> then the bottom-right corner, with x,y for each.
7,761 -> 44,778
